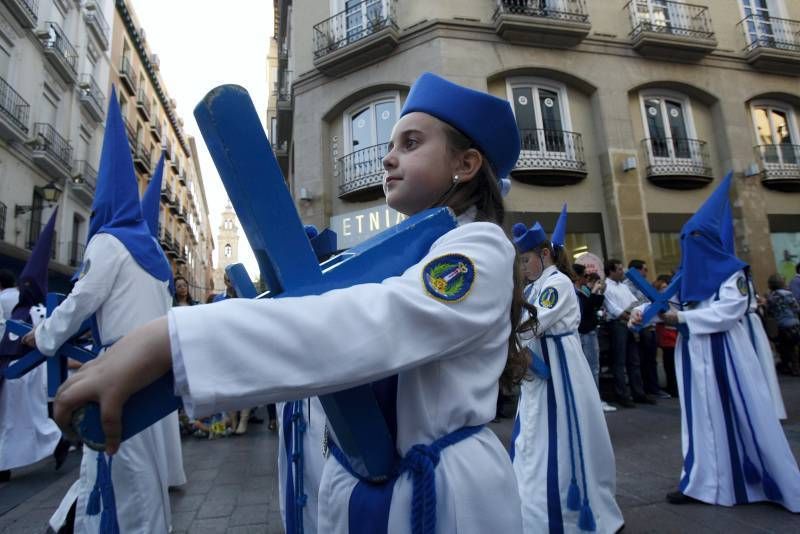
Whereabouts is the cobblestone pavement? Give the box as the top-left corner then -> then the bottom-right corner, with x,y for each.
2,378 -> 799,533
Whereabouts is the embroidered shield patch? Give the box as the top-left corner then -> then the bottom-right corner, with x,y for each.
539,287 -> 559,309
422,254 -> 475,302
736,276 -> 747,296
79,259 -> 91,279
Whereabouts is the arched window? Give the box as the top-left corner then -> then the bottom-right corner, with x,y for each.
639,90 -> 699,162
750,100 -> 798,166
224,244 -> 232,258
507,78 -> 573,156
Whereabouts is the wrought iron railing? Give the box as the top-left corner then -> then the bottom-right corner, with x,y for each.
516,129 -> 586,172
626,0 -> 714,40
755,143 -> 800,179
338,142 -> 388,196
84,1 -> 109,40
493,0 -> 589,23
151,120 -> 162,140
642,137 -> 712,177
73,160 -> 97,190
0,75 -> 30,132
133,142 -> 151,169
41,21 -> 77,76
120,55 -> 136,91
79,73 -> 105,112
11,0 -> 38,24
738,14 -> 800,53
0,201 -> 6,241
33,123 -> 73,169
137,89 -> 151,117
68,241 -> 85,267
313,0 -> 397,59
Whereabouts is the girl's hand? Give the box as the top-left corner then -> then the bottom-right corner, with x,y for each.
53,318 -> 173,455
628,308 -> 643,328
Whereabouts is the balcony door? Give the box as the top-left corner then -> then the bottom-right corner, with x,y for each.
343,94 -> 399,190
740,0 -> 784,47
642,96 -> 698,163
634,0 -> 674,30
510,84 -> 569,157
345,0 -> 385,42
752,104 -> 797,165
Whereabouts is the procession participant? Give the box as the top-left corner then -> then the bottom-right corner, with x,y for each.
142,152 -> 187,487
656,174 -> 800,511
53,72 -> 535,534
719,200 -> 786,419
0,210 -> 67,482
29,88 -> 175,533
510,218 -> 624,534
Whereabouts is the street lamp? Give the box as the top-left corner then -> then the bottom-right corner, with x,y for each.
15,183 -> 62,217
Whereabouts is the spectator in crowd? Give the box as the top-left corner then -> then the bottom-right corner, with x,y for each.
603,259 -> 654,407
766,273 -> 800,376
212,272 -> 236,302
625,260 -> 670,399
173,276 -> 197,306
791,262 -> 800,304
654,274 -> 679,397
573,264 -> 616,413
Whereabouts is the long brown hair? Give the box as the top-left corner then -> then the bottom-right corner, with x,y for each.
439,122 -> 537,388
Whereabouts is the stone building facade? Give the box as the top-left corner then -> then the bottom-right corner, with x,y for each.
273,0 -> 800,290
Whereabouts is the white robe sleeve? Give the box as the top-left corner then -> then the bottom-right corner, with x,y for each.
35,234 -> 123,356
679,271 -> 748,336
530,275 -> 572,333
169,223 -> 514,417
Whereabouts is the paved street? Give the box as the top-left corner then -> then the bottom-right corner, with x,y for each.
2,378 -> 799,533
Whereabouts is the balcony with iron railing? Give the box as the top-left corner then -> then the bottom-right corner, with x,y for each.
32,122 -> 73,182
738,15 -> 800,74
313,0 -> 399,75
136,89 -> 151,122
755,144 -> 800,192
493,0 -> 590,48
123,116 -> 135,146
0,201 -> 6,241
0,75 -> 30,142
132,142 -> 151,174
160,182 -> 172,201
37,21 -> 77,84
71,160 -> 97,205
511,129 -> 587,185
337,142 -> 387,200
78,73 -> 105,122
150,119 -> 162,142
68,240 -> 85,267
178,170 -> 186,185
119,55 -> 136,95
83,1 -> 109,50
169,153 -> 179,172
625,0 -> 716,60
641,137 -> 713,189
3,0 -> 38,29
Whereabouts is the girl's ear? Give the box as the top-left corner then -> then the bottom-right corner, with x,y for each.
452,148 -> 483,183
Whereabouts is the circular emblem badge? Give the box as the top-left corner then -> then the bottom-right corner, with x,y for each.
544,97 -> 554,108
381,110 -> 390,120
539,286 -> 559,309
648,106 -> 658,116
518,95 -> 528,106
422,254 -> 475,303
736,276 -> 748,296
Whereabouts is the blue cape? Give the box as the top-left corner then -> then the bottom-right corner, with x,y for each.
677,171 -> 747,303
88,87 -> 171,284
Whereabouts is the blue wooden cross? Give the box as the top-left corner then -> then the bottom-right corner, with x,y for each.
3,293 -> 95,396
624,269 -> 683,331
72,85 -> 457,481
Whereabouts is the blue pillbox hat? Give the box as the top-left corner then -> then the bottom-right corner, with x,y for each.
401,72 -> 521,180
512,222 -> 548,253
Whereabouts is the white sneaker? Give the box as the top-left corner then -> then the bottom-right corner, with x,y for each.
601,402 -> 617,413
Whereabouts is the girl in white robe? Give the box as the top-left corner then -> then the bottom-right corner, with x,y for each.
510,226 -> 623,533
666,270 -> 800,511
52,72 -> 535,534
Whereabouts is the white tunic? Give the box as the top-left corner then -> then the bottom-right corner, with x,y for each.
0,304 -> 62,471
36,233 -> 174,533
675,270 -> 800,511
170,221 -> 523,533
741,281 -> 786,420
512,265 -> 623,534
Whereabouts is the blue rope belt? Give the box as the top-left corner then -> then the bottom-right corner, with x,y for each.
328,424 -> 484,534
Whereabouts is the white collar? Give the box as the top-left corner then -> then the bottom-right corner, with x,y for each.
456,205 -> 478,226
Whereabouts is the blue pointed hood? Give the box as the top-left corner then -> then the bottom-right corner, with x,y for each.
142,152 -> 165,238
89,86 -> 171,283
551,203 -> 567,249
677,171 -> 747,302
0,208 -> 57,357
720,198 -> 735,255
